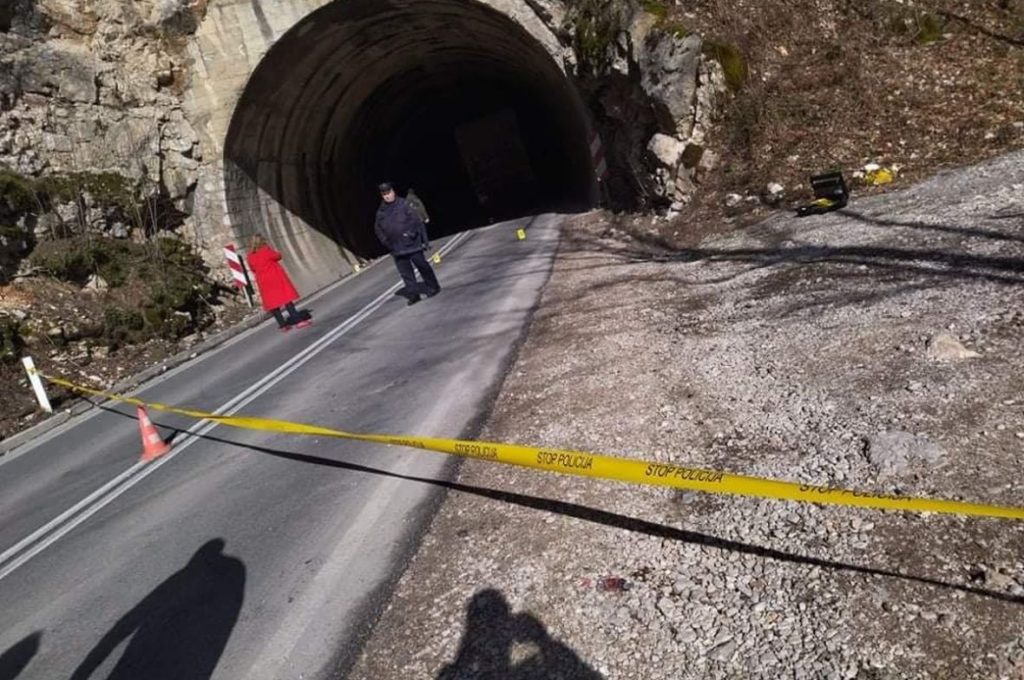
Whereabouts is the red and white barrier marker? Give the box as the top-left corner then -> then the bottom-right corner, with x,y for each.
590,131 -> 608,181
224,243 -> 254,307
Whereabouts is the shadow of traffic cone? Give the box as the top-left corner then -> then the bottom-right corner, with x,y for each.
138,405 -> 171,462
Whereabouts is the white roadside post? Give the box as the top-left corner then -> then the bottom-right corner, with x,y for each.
590,129 -> 610,206
21,356 -> 53,413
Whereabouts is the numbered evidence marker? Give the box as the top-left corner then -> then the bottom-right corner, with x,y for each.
515,228 -> 527,240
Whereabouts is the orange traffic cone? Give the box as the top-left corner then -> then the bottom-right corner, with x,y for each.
138,405 -> 171,462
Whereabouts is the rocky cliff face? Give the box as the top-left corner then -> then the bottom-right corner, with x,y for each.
599,22 -> 728,212
0,0 -> 206,247
519,0 -> 731,212
0,0 -> 728,269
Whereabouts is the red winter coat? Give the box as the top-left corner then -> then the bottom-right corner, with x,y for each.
247,244 -> 299,311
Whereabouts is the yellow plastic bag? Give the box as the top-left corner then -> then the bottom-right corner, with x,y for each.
865,168 -> 894,185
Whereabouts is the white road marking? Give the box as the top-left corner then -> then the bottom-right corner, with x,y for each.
0,233 -> 470,582
0,249 -> 387,467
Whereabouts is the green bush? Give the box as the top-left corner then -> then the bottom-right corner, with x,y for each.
103,307 -> 146,346
27,239 -> 93,283
704,41 -> 747,91
915,12 -> 944,44
0,169 -> 39,213
640,0 -> 669,21
28,238 -> 139,286
565,0 -> 628,73
681,143 -> 705,168
0,168 -> 148,237
640,0 -> 689,38
0,316 -> 23,363
1,168 -> 138,213
0,223 -> 27,240
885,6 -> 945,44
28,235 -> 213,345
660,19 -> 689,38
130,237 -> 212,342
141,237 -> 213,311
33,172 -> 137,213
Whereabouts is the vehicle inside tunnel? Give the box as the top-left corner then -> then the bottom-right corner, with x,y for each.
224,0 -> 597,260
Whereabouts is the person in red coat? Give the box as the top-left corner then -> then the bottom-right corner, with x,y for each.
246,234 -> 310,331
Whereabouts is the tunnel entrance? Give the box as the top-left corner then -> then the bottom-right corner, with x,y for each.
224,0 -> 596,263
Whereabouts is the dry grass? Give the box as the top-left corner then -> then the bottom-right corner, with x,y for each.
661,0 -> 1024,240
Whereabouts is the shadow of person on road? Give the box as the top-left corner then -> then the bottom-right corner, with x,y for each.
70,539 -> 245,680
437,589 -> 603,680
0,632 -> 41,680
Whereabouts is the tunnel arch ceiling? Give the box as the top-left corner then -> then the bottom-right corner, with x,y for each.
224,0 -> 597,287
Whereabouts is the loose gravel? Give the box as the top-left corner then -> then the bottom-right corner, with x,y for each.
350,152 -> 1024,680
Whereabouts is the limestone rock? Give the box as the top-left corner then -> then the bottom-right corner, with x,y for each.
42,132 -> 74,152
764,182 -> 785,205
982,567 -> 1017,591
864,431 -> 946,477
35,0 -> 99,35
708,638 -> 737,662
638,32 -> 702,137
160,111 -> 199,154
694,149 -> 718,183
33,214 -> 59,239
97,65 -> 162,107
4,308 -> 28,322
674,170 -> 697,200
161,151 -> 199,200
489,0 -> 565,64
85,207 -> 108,231
146,0 -> 200,32
926,333 -> 980,360
690,55 -> 727,144
653,167 -> 674,198
519,0 -> 565,29
54,201 -> 79,228
17,42 -> 99,104
647,133 -> 686,169
85,274 -> 108,291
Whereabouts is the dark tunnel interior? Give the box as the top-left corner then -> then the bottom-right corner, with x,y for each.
224,0 -> 597,260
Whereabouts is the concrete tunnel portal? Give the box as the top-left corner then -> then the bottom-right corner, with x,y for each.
223,0 -> 598,277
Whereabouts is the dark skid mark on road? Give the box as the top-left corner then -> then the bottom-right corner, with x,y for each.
68,539 -> 245,680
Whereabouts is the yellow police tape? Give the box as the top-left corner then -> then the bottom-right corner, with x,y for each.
39,373 -> 1024,520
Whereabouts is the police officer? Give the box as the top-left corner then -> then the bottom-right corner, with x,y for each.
374,182 -> 440,305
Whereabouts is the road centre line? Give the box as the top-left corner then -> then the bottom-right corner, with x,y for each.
0,232 -> 471,582
0,249 -> 388,467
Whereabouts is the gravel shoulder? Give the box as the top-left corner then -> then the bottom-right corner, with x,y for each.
350,152 -> 1024,680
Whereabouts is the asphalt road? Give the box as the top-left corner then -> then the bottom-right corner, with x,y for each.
0,214 -> 562,680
